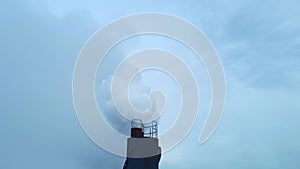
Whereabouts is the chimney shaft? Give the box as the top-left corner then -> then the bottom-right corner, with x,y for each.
123,119 -> 161,169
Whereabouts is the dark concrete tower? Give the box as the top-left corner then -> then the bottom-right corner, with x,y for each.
123,119 -> 161,169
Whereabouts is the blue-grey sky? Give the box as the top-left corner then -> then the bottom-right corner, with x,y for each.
1,0 -> 300,169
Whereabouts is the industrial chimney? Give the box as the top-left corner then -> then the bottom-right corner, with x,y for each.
123,119 -> 161,169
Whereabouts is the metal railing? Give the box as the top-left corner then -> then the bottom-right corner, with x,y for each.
143,121 -> 158,138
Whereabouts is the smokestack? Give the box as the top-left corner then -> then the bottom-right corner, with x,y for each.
123,119 -> 161,169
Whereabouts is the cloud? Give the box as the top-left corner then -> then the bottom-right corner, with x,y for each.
0,0 -> 127,168
217,0 -> 300,88
1,0 -> 300,169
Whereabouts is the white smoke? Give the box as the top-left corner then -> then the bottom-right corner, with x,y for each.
96,61 -> 154,136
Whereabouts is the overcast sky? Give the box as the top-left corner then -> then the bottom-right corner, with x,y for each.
0,0 -> 300,169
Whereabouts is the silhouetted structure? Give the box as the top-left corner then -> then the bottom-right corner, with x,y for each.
123,119 -> 161,169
